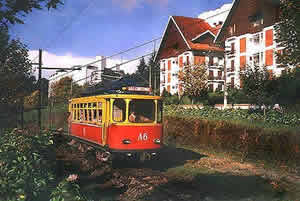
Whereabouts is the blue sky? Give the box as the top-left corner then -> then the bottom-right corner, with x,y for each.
10,0 -> 232,58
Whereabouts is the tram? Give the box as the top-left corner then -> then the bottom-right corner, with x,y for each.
68,86 -> 163,160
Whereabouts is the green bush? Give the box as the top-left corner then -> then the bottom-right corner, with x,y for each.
164,105 -> 300,130
0,129 -> 86,201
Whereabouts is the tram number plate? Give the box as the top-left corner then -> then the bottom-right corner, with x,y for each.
138,133 -> 148,141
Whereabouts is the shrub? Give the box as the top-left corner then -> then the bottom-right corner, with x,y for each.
0,129 -> 86,201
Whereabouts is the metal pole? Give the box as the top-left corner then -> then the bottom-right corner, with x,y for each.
38,49 -> 42,130
224,55 -> 228,109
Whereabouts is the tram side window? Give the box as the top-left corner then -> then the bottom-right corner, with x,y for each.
88,103 -> 92,121
84,103 -> 88,121
77,104 -> 80,121
113,99 -> 125,122
129,99 -> 155,123
80,104 -> 84,121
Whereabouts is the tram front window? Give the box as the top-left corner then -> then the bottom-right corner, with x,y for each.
129,100 -> 155,123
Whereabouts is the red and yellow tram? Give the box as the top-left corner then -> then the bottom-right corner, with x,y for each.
68,89 -> 163,159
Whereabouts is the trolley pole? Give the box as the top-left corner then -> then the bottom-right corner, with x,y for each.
38,49 -> 42,130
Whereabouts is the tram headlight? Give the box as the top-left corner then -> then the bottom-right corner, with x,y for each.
123,139 -> 131,144
154,139 -> 161,144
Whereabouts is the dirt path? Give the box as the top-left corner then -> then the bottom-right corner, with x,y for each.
55,137 -> 300,201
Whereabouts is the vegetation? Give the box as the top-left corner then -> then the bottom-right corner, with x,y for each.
178,64 -> 208,103
164,105 -> 300,130
275,0 -> 300,67
49,77 -> 83,104
0,0 -> 63,27
0,27 -> 36,105
0,129 -> 87,201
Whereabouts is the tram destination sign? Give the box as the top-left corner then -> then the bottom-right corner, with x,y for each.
126,86 -> 151,92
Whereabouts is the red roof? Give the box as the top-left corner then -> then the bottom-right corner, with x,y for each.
157,16 -> 224,60
172,16 -> 223,52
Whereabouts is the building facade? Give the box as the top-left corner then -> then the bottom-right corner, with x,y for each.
156,16 -> 225,95
215,0 -> 283,88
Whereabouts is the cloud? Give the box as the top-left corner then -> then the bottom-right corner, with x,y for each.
198,3 -> 232,27
112,0 -> 169,11
28,50 -> 139,79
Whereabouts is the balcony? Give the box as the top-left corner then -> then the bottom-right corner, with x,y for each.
208,76 -> 225,81
227,72 -> 235,77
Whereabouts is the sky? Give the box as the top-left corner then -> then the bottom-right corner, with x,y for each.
9,0 -> 233,77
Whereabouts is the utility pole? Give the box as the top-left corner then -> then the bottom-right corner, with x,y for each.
223,59 -> 228,109
38,49 -> 42,130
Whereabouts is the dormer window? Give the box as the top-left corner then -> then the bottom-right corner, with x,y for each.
228,24 -> 236,36
249,12 -> 264,27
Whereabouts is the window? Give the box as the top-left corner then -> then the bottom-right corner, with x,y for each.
231,60 -> 235,72
231,43 -> 235,54
218,71 -> 222,79
186,56 -> 190,65
253,34 -> 260,45
209,70 -> 214,79
209,56 -> 214,66
249,12 -> 264,27
113,99 -> 126,122
129,100 -> 155,123
253,53 -> 260,66
209,84 -> 213,92
228,24 -> 236,36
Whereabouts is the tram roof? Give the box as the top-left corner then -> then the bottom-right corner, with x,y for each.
70,94 -> 161,103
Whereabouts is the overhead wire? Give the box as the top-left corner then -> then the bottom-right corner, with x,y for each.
50,37 -> 162,81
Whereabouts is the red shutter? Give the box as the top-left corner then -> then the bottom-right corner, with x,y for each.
240,38 -> 246,53
240,56 -> 246,70
168,60 -> 171,71
179,56 -> 183,67
168,73 -> 171,83
194,56 -> 205,65
186,56 -> 190,65
167,85 -> 171,93
265,29 -> 273,47
231,77 -> 235,87
265,49 -> 274,66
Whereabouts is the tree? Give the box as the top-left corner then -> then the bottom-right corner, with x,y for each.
0,0 -> 63,27
240,65 -> 277,107
136,57 -> 149,82
0,26 -> 36,105
49,77 -> 82,104
276,67 -> 300,106
275,0 -> 300,66
178,64 -> 208,103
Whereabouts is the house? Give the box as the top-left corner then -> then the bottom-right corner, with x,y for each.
155,16 -> 225,95
215,0 -> 282,88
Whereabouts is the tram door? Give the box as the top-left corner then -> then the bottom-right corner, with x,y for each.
101,99 -> 110,146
